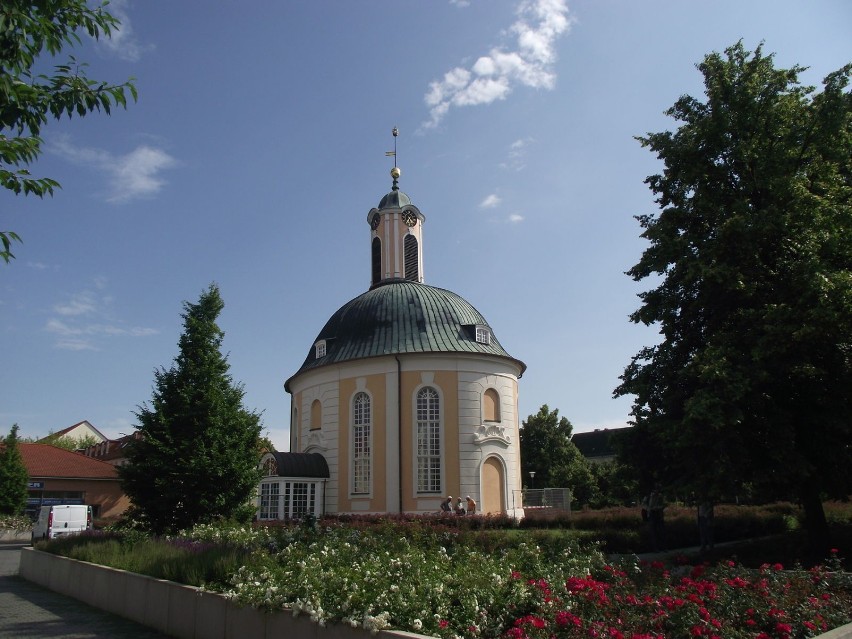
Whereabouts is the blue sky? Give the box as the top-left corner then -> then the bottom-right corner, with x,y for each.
2,0 -> 849,450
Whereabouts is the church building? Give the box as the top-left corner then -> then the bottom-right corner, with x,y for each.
259,144 -> 526,520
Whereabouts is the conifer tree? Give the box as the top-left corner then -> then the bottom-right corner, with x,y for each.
120,284 -> 262,534
0,425 -> 29,515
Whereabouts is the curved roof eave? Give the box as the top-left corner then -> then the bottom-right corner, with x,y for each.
285,350 -> 526,393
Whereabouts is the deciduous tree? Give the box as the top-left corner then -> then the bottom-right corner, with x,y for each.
1,0 -> 137,262
120,285 -> 262,534
0,425 -> 29,515
616,42 -> 851,557
520,405 -> 597,505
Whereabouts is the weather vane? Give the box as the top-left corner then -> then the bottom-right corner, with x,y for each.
386,126 -> 400,187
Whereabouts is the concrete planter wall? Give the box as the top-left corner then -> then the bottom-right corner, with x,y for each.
19,548 -> 852,639
20,548 -> 422,639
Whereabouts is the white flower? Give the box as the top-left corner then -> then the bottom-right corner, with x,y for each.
413,619 -> 423,631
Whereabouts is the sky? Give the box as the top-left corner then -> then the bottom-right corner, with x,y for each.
2,0 -> 850,451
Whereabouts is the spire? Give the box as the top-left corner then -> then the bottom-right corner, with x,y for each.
387,126 -> 400,191
369,126 -> 425,288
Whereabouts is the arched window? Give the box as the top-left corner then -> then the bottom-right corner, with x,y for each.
404,235 -> 419,282
352,392 -> 371,494
310,399 -> 322,431
262,457 -> 278,477
483,388 -> 500,422
416,386 -> 441,493
371,237 -> 382,286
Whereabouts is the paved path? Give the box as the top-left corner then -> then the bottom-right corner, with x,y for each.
0,542 -> 171,638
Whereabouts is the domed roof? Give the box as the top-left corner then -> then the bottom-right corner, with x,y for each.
377,188 -> 411,210
286,280 -> 525,388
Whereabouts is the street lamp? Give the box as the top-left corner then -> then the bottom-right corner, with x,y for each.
529,471 -> 536,489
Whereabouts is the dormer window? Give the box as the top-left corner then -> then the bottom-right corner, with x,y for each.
262,457 -> 278,477
315,340 -> 327,358
475,327 -> 491,345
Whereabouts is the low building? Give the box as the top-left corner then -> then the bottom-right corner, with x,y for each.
257,451 -> 330,521
21,444 -> 130,520
82,432 -> 142,467
571,427 -> 630,464
39,420 -> 107,448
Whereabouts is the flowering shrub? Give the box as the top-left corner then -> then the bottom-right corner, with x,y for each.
505,553 -> 852,639
44,518 -> 852,638
0,513 -> 33,532
195,521 -> 851,639
210,523 -> 605,637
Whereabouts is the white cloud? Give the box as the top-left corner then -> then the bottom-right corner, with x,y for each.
480,194 -> 502,209
508,213 -> 525,223
54,292 -> 97,317
106,146 -> 178,203
98,0 -> 151,62
500,137 -> 535,171
45,281 -> 158,350
55,338 -> 98,352
51,136 -> 177,204
423,0 -> 573,129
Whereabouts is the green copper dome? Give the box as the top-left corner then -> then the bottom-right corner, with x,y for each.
377,188 -> 411,209
286,281 -> 525,388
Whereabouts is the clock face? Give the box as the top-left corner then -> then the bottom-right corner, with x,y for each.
402,210 -> 417,227
370,214 -> 380,230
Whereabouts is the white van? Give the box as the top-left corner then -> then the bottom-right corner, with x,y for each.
31,505 -> 93,543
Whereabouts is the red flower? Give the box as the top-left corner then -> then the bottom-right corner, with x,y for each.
555,611 -> 581,628
439,620 -> 449,629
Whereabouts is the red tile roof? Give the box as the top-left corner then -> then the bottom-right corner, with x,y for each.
18,443 -> 120,480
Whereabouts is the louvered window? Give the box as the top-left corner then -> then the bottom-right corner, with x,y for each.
404,235 -> 419,282
371,237 -> 381,285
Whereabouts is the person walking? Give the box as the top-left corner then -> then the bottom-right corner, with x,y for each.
466,495 -> 477,515
698,498 -> 714,552
647,485 -> 666,552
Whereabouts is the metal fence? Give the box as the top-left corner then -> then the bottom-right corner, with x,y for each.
510,488 -> 572,514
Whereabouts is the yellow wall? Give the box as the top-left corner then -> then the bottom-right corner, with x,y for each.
399,370 -> 459,511
338,374 -> 388,512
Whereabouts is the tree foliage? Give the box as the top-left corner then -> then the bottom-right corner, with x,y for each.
519,405 -> 598,505
40,432 -> 100,451
1,0 -> 137,262
0,424 -> 29,515
616,42 -> 851,554
120,285 -> 263,534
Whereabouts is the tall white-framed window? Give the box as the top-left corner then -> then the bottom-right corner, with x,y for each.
259,482 -> 280,519
416,386 -> 441,493
352,392 -> 371,494
315,341 -> 327,358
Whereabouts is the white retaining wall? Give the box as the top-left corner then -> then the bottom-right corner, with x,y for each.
19,548 -> 424,639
